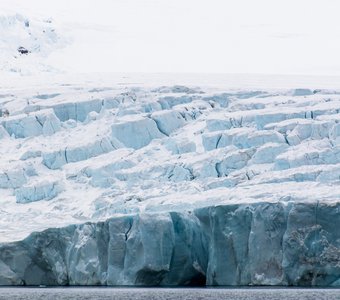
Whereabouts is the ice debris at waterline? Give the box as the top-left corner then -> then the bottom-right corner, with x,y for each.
0,82 -> 339,286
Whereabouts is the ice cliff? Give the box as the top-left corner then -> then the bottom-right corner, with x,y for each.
0,202 -> 339,286
0,79 -> 339,286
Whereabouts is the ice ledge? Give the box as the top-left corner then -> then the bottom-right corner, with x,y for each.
0,201 -> 339,286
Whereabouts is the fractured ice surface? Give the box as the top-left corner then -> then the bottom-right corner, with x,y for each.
151,110 -> 186,136
0,167 -> 26,189
1,109 -> 61,138
0,81 -> 339,286
0,125 -> 9,139
111,115 -> 164,149
43,136 -> 118,169
15,180 -> 62,203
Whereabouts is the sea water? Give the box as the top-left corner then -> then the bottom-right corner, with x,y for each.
0,287 -> 339,300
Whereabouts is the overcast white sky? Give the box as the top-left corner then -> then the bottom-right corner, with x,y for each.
3,0 -> 340,75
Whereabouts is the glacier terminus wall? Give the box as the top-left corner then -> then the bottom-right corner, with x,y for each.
0,202 -> 339,286
0,80 -> 339,286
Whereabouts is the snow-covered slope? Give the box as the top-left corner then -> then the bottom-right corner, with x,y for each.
2,0 -> 340,75
0,76 -> 339,286
0,13 -> 69,74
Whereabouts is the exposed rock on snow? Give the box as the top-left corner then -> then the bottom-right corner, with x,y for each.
17,46 -> 29,55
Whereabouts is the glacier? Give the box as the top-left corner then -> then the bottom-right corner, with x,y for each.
0,76 -> 339,286
0,202 -> 339,286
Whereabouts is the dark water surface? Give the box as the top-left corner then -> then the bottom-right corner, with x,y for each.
0,287 -> 339,300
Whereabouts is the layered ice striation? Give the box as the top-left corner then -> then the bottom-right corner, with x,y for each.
0,202 -> 339,286
0,83 -> 339,286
